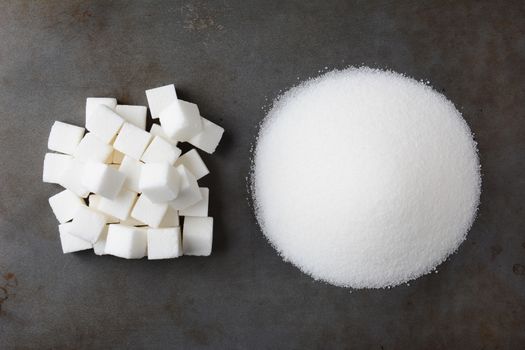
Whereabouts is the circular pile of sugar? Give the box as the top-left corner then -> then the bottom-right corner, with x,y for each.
251,67 -> 481,289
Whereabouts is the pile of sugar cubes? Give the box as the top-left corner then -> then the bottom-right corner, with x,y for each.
43,84 -> 224,259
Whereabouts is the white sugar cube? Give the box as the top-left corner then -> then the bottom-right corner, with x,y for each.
118,155 -> 143,193
98,188 -> 137,221
86,97 -> 117,120
169,165 -> 201,210
159,100 -> 202,141
88,194 -> 119,223
105,224 -> 147,259
180,188 -> 209,217
81,162 -> 125,199
43,153 -> 73,184
149,124 -> 178,145
70,206 -> 107,243
182,216 -> 213,256
111,150 -> 124,164
59,222 -> 92,254
145,84 -> 177,119
174,149 -> 209,180
48,189 -> 85,223
147,227 -> 182,259
140,136 -> 181,166
86,105 -> 124,144
93,225 -> 109,255
115,105 -> 147,129
59,159 -> 90,198
48,121 -> 85,155
131,194 -> 168,228
73,133 -> 113,163
188,117 -> 224,154
160,205 -> 179,227
113,123 -> 152,160
139,163 -> 180,203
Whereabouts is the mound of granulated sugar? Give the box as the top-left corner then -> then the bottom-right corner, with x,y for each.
251,67 -> 481,289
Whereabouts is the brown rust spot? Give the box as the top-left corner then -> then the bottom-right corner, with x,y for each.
70,2 -> 94,23
3,272 -> 18,288
0,271 -> 17,315
73,9 -> 93,22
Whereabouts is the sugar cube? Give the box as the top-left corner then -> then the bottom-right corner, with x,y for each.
188,117 -> 224,154
48,121 -> 85,155
147,227 -> 182,259
160,205 -> 179,227
86,104 -> 124,144
59,222 -> 92,254
131,194 -> 169,228
70,206 -> 107,243
98,188 -> 137,221
159,100 -> 202,141
73,133 -> 113,163
86,97 -> 117,120
141,136 -> 181,165
169,165 -> 201,210
180,188 -> 209,217
115,105 -> 147,129
88,194 -> 119,223
149,123 -> 178,145
174,149 -> 209,180
49,189 -> 85,223
182,216 -> 213,256
118,155 -> 143,193
59,159 -> 90,198
81,162 -> 125,199
43,153 -> 73,184
113,123 -> 152,160
145,84 -> 177,119
139,163 -> 180,203
105,224 -> 147,259
93,225 -> 109,255
111,150 -> 125,164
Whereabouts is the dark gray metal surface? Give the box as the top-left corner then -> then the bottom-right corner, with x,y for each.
0,1 -> 524,348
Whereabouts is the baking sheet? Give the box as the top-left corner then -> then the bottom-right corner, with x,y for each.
0,0 -> 524,348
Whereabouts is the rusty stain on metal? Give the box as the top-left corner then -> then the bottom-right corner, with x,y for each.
0,271 -> 17,315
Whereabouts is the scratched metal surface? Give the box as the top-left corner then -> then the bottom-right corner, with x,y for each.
0,1 -> 524,349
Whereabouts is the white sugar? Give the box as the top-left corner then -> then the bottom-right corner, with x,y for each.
251,67 -> 481,289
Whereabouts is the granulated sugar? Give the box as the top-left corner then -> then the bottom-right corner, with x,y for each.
251,67 -> 481,289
